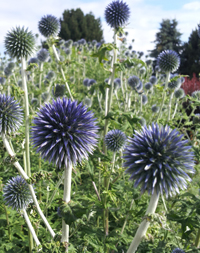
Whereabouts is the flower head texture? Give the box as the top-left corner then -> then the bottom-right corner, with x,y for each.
168,78 -> 182,90
144,82 -> 153,90
105,0 -> 130,29
149,76 -> 157,85
128,75 -> 140,89
32,98 -> 99,168
37,48 -> 49,62
4,26 -> 35,59
52,84 -> 66,97
123,123 -> 195,197
174,88 -> 185,99
38,15 -> 60,38
3,176 -> 33,211
151,104 -> 159,113
105,129 -> 126,152
171,248 -> 185,253
157,50 -> 180,73
0,94 -> 23,134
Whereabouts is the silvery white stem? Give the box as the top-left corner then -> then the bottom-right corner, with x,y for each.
168,91 -> 174,121
127,191 -> 160,253
1,133 -> 55,238
172,99 -> 179,119
21,57 -> 31,177
61,160 -> 73,252
52,44 -> 73,101
23,209 -> 41,248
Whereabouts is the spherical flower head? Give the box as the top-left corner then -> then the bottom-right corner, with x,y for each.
0,77 -> 6,85
136,81 -> 143,92
32,98 -> 99,168
192,90 -> 200,100
4,67 -> 12,77
83,78 -> 90,87
142,94 -> 148,105
83,97 -> 92,108
193,113 -> 200,124
37,48 -> 49,62
157,50 -> 180,73
114,78 -> 121,89
123,123 -> 195,197
3,176 -> 33,211
28,57 -> 39,67
174,88 -> 185,99
149,76 -> 157,85
151,104 -> 159,113
105,129 -> 126,152
7,62 -> 15,71
38,15 -> 60,38
144,82 -> 153,90
172,248 -> 185,253
0,94 -> 23,134
52,84 -> 66,97
89,79 -> 96,86
168,78 -> 182,90
46,70 -> 56,81
4,26 -> 35,59
139,117 -> 146,127
105,0 -> 130,29
128,75 -> 140,89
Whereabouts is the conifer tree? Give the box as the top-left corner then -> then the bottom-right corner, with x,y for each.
59,8 -> 103,42
149,19 -> 182,61
179,28 -> 200,78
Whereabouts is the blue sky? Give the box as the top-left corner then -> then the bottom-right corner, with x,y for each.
0,0 -> 199,57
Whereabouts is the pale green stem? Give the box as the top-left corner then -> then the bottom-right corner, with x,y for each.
168,91 -> 174,121
1,133 -> 55,238
61,160 -> 73,252
39,62 -> 43,106
52,44 -> 73,101
127,191 -> 160,253
23,209 -> 41,247
156,72 -> 170,121
172,99 -> 179,119
120,71 -> 125,98
21,57 -> 31,177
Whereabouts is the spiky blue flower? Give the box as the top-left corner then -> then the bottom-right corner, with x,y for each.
7,62 -> 15,70
89,79 -> 96,86
105,0 -> 130,29
0,94 -> 23,134
142,94 -> 148,105
174,88 -> 185,99
4,26 -> 35,59
171,248 -> 185,253
3,176 -> 33,211
192,90 -> 200,100
52,84 -> 66,97
38,15 -> 60,38
4,67 -> 12,77
37,48 -> 49,62
151,104 -> 159,113
144,82 -> 153,90
123,123 -> 195,197
105,129 -> 126,152
128,75 -> 140,89
28,57 -> 39,66
0,77 -> 6,85
157,50 -> 180,73
114,78 -> 121,89
32,98 -> 99,168
83,78 -> 90,87
149,76 -> 157,85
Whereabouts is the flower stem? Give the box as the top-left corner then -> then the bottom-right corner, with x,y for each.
1,132 -> 55,238
195,228 -> 200,247
4,205 -> 11,241
21,58 -> 31,178
127,191 -> 160,253
61,160 -> 73,252
52,44 -> 73,101
23,209 -> 41,247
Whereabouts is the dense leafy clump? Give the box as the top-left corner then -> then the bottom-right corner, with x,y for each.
123,123 -> 195,197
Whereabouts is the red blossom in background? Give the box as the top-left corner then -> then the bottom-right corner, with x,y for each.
181,73 -> 200,95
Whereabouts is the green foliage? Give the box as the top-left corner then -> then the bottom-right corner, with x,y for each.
59,8 -> 103,42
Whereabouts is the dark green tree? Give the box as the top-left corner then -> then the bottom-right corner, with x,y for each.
149,19 -> 182,60
179,28 -> 200,78
59,8 -> 103,42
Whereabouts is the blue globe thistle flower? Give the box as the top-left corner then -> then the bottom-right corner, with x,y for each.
157,50 -> 180,73
0,94 -> 23,134
128,75 -> 140,89
168,78 -> 182,90
52,84 -> 66,97
0,77 -> 6,85
139,67 -> 146,75
192,90 -> 200,100
3,176 -> 33,211
105,0 -> 130,29
146,59 -> 152,66
89,79 -> 96,86
128,45 -> 132,50
96,42 -> 101,49
83,78 -> 90,87
139,117 -> 146,127
125,51 -> 130,57
92,40 -> 97,46
38,15 -> 60,38
149,76 -> 157,85
65,48 -> 71,55
155,65 -> 160,72
37,48 -> 49,62
31,98 -> 39,107
114,78 -> 121,89
151,104 -> 159,113
73,42 -> 78,48
83,97 -> 92,108
46,70 -> 56,81
123,123 -> 195,197
7,62 -> 15,70
4,26 -> 35,59
32,98 -> 99,168
144,82 -> 153,90
28,57 -> 39,66
105,129 -> 126,152
171,248 -> 185,253
174,88 -> 185,99
142,94 -> 148,105
4,67 -> 12,77
136,81 -> 143,92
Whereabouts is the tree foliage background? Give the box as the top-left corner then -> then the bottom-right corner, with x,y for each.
59,8 -> 104,42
